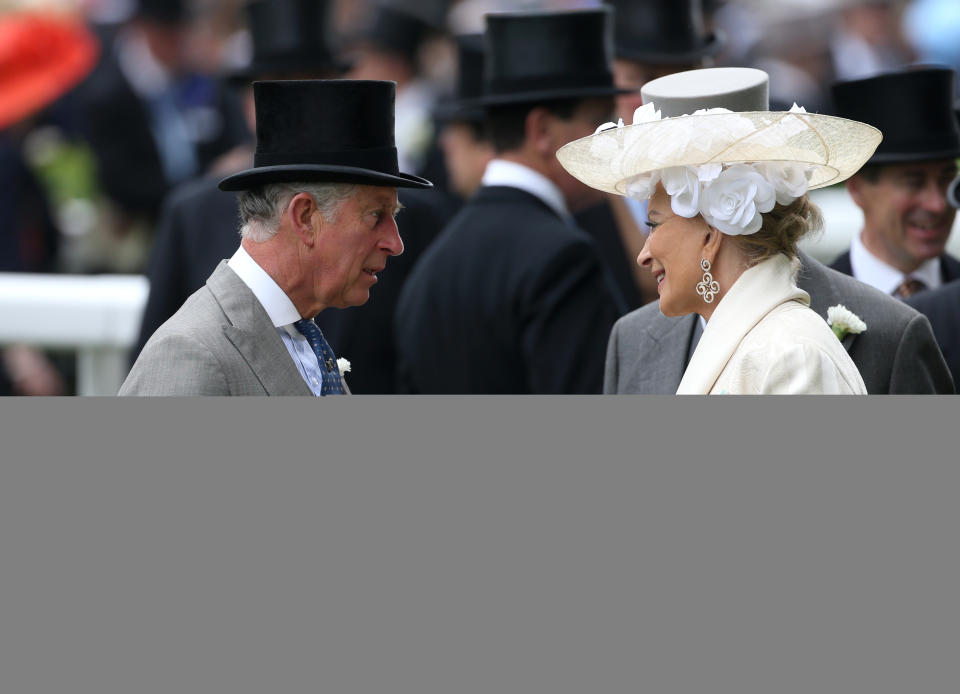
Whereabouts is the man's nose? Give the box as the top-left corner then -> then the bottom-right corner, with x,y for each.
382,217 -> 404,256
919,179 -> 949,214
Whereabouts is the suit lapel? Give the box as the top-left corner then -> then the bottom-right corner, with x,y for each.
940,254 -> 960,283
631,312 -> 697,393
222,325 -> 312,395
206,262 -> 312,395
798,251 -> 859,354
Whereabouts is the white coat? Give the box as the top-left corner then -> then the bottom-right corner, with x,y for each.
677,253 -> 867,394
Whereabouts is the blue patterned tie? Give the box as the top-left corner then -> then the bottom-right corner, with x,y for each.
293,319 -> 344,395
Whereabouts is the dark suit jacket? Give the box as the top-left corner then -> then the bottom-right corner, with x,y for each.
830,250 -> 960,287
315,187 -> 460,393
133,178 -> 458,392
394,185 -> 628,393
574,200 -> 642,311
907,280 -> 960,388
605,251 -> 954,394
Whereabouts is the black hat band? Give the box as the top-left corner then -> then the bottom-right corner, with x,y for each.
254,146 -> 399,171
879,131 -> 960,155
487,71 -> 615,97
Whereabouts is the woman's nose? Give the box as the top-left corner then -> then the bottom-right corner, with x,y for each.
637,236 -> 652,267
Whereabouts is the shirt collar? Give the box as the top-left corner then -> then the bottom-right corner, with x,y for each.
481,159 -> 571,221
227,246 -> 303,329
850,231 -> 942,294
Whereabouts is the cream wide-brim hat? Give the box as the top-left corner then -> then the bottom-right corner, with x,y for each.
556,68 -> 883,197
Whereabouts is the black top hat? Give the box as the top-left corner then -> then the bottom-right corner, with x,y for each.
351,4 -> 436,65
218,80 -> 433,191
609,0 -> 723,64
434,34 -> 486,124
229,0 -> 349,84
476,8 -> 634,107
831,66 -> 960,165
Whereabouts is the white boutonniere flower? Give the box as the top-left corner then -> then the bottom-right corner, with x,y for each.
827,305 -> 867,341
337,358 -> 351,374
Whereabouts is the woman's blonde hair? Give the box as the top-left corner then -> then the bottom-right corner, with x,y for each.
730,194 -> 823,265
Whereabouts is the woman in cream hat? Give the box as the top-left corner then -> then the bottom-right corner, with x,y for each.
557,67 -> 882,394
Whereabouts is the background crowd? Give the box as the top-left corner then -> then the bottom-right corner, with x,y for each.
2,0 -> 959,394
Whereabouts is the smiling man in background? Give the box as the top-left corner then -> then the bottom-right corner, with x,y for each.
830,67 -> 960,298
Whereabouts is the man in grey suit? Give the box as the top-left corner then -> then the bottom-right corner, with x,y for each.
120,80 -> 432,395
601,69 -> 954,394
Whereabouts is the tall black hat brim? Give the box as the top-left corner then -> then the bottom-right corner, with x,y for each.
614,32 -> 724,65
470,84 -> 638,108
434,99 -> 486,124
225,58 -> 354,86
218,164 -> 433,191
865,146 -> 960,166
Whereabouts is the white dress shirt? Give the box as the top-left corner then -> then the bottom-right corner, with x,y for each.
227,246 -> 329,396
481,159 -> 572,223
850,231 -> 942,295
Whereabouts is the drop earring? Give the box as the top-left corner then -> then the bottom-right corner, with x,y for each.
696,258 -> 719,303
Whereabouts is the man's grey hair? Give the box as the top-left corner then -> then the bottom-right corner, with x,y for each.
237,182 -> 358,242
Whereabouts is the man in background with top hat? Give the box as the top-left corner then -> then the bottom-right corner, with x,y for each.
345,3 -> 441,177
829,66 -> 960,299
120,80 -> 432,395
433,33 -> 495,203
394,8 -> 629,393
602,68 -> 953,394
576,0 -> 723,312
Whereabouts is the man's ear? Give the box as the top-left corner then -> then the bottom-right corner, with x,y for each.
846,175 -> 865,207
287,192 -> 319,247
524,106 -> 553,156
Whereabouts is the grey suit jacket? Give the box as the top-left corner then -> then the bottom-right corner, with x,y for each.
604,251 -> 955,394
120,262 -> 315,396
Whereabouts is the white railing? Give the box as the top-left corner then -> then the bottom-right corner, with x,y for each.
0,273 -> 148,396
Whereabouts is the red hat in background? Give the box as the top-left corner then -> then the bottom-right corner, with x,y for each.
0,11 -> 99,130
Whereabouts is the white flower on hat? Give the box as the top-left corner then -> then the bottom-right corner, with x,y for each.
700,164 -> 777,235
661,166 -> 701,217
661,165 -> 721,218
632,102 -> 662,125
624,170 -> 661,202
758,162 -> 814,205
